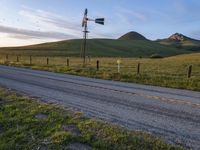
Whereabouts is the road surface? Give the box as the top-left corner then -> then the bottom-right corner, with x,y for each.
0,65 -> 199,149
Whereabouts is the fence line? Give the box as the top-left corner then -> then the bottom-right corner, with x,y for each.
0,55 -> 199,78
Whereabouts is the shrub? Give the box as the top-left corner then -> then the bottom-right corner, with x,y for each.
150,54 -> 163,59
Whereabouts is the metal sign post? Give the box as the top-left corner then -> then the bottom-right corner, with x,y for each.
117,59 -> 121,73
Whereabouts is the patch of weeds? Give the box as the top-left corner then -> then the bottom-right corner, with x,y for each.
61,124 -> 81,137
51,131 -> 72,144
110,73 -> 121,81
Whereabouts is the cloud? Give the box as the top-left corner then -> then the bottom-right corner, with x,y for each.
189,30 -> 200,40
19,6 -> 114,39
19,6 -> 81,37
116,8 -> 147,26
0,5 -> 115,47
0,6 -> 84,41
0,25 -> 76,39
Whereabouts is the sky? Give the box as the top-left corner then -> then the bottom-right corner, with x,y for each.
0,0 -> 200,47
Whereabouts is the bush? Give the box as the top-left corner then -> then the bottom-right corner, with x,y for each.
150,54 -> 163,59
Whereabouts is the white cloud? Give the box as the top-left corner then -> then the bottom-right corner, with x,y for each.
189,30 -> 200,40
0,5 -> 115,46
18,6 -> 115,39
0,24 -> 76,40
19,6 -> 82,37
116,8 -> 147,26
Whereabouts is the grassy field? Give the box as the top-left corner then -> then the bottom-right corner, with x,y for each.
0,39 -> 190,57
0,87 -> 184,150
0,53 -> 200,91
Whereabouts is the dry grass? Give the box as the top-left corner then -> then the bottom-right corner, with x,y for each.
0,53 -> 200,91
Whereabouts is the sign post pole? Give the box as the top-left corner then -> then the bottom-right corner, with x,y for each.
117,59 -> 121,73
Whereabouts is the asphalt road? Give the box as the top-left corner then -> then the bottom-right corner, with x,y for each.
0,65 -> 200,149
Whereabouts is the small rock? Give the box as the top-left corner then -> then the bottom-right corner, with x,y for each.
42,138 -> 50,145
35,113 -> 48,120
37,145 -> 49,150
67,143 -> 92,150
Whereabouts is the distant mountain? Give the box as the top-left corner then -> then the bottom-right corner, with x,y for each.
119,31 -> 147,40
168,33 -> 195,42
157,33 -> 200,51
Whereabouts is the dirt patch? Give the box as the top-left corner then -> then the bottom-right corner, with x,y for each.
62,124 -> 81,137
66,143 -> 92,150
35,113 -> 48,120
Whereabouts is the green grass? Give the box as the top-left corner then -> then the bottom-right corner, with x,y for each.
0,39 -> 190,57
0,53 -> 200,91
0,88 -> 184,150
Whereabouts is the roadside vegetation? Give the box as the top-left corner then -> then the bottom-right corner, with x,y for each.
0,87 -> 184,150
0,53 -> 200,91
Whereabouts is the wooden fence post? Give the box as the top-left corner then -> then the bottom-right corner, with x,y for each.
137,63 -> 140,74
6,55 -> 8,61
67,58 -> 69,67
47,57 -> 49,65
30,56 -> 32,65
187,65 -> 192,78
97,60 -> 99,71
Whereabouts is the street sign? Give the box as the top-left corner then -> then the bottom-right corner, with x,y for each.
117,59 -> 121,64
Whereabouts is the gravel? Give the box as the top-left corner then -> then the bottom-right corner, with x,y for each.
66,143 -> 92,150
0,65 -> 200,149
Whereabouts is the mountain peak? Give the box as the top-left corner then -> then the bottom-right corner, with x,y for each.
119,31 -> 147,40
168,33 -> 189,41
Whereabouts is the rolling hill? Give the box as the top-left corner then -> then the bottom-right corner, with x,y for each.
119,31 -> 147,40
0,32 -> 193,57
157,33 -> 200,51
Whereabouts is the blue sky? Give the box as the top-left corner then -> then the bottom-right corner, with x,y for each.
0,0 -> 200,46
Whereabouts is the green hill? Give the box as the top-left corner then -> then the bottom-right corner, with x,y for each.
0,32 -> 193,57
119,31 -> 147,40
157,33 -> 200,51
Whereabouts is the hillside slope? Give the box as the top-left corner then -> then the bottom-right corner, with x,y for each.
119,31 -> 147,40
0,38 -> 189,57
157,33 -> 200,51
